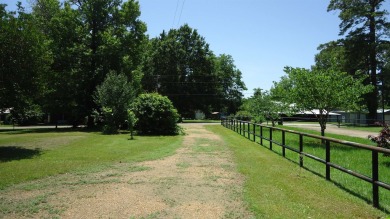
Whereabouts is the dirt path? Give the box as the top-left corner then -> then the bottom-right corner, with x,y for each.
283,122 -> 378,139
1,124 -> 253,219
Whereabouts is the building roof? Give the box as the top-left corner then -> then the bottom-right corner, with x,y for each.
377,109 -> 390,114
297,109 -> 341,116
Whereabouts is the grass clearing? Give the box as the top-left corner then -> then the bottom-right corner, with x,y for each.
0,128 -> 182,189
235,123 -> 390,212
207,125 -> 387,218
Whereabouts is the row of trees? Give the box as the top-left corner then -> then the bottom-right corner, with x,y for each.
0,0 -> 246,127
240,0 -> 389,136
141,25 -> 246,118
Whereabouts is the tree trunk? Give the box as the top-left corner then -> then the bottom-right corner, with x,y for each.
367,0 -> 378,123
321,127 -> 325,137
318,113 -> 327,145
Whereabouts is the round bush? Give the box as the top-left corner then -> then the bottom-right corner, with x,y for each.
133,93 -> 180,135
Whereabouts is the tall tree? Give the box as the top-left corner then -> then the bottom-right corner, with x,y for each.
214,54 -> 247,115
32,0 -> 85,125
142,25 -> 246,117
70,0 -> 147,126
328,0 -> 390,122
142,24 -> 216,118
32,0 -> 147,126
0,3 -> 51,124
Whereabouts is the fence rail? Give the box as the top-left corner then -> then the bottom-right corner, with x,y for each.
221,118 -> 390,209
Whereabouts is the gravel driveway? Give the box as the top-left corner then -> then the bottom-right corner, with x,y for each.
282,122 -> 378,139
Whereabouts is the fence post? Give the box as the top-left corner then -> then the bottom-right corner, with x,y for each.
239,121 -> 242,135
282,131 -> 286,157
260,126 -> 263,146
253,123 -> 256,142
372,150 -> 379,208
269,127 -> 273,150
247,122 -> 250,139
299,134 -> 303,167
326,140 -> 330,181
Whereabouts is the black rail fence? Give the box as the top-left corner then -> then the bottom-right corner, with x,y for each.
221,118 -> 390,210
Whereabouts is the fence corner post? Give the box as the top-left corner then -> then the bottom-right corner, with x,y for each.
282,131 -> 286,157
372,150 -> 379,208
269,127 -> 273,150
326,140 -> 330,181
299,134 -> 303,168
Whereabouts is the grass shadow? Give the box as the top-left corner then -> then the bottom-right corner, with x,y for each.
0,146 -> 42,162
0,127 -> 101,135
331,180 -> 390,214
382,161 -> 390,168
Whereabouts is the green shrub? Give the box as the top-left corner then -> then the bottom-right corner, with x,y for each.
133,93 -> 180,135
94,72 -> 135,134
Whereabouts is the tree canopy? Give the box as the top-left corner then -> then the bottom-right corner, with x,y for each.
272,67 -> 373,136
142,24 -> 246,118
0,3 -> 51,124
242,88 -> 290,126
326,0 -> 390,121
31,0 -> 147,126
1,1 -> 246,130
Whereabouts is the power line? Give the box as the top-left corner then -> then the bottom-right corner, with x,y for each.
176,0 -> 186,27
172,0 -> 180,28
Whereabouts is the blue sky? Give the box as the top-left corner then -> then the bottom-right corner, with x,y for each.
2,0 -> 389,96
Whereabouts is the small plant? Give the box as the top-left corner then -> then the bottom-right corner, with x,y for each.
368,122 -> 390,156
127,110 -> 138,140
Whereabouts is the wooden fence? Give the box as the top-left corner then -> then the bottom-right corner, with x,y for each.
221,118 -> 390,210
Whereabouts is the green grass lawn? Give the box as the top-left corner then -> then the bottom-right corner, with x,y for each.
208,125 -> 387,218
0,128 -> 182,189
221,121 -> 390,213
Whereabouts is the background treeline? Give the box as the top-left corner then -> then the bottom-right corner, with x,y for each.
0,0 -> 246,126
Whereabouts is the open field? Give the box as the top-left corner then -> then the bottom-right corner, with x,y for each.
225,121 -> 390,213
207,125 -> 387,218
0,124 -> 252,218
0,124 -> 388,218
0,128 -> 182,189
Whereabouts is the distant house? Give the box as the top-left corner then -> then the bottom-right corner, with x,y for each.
211,112 -> 220,120
330,109 -> 390,125
331,110 -> 367,125
376,109 -> 390,124
0,108 -> 11,124
291,109 -> 341,122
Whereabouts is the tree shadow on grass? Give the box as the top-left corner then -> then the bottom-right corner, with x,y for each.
0,146 -> 42,162
0,127 -> 101,135
382,161 -> 390,168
